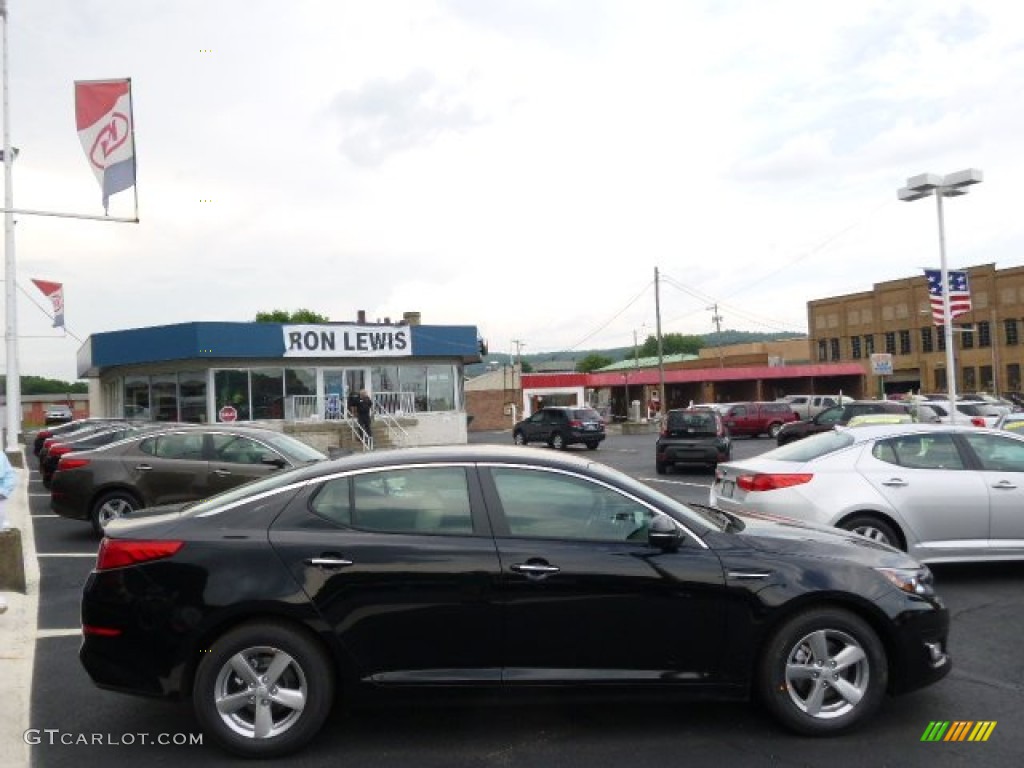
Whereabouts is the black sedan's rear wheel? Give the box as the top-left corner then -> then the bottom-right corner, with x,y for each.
585,441 -> 600,450
757,608 -> 887,735
194,621 -> 335,758
90,490 -> 141,536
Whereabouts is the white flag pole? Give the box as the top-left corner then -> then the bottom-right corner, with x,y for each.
2,0 -> 23,456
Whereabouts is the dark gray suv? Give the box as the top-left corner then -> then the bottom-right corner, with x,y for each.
512,406 -> 606,450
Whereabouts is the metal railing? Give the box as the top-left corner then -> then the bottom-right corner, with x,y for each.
284,393 -> 410,449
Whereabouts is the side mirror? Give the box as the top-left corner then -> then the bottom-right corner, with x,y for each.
262,455 -> 288,469
648,514 -> 682,551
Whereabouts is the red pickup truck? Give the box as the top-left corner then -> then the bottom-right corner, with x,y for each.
719,401 -> 799,438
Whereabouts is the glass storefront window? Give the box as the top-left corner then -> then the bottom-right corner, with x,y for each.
251,368 -> 284,420
124,376 -> 150,419
214,370 -> 251,421
400,366 -> 428,412
426,365 -> 455,411
373,365 -> 400,393
179,371 -> 208,423
285,368 -> 315,396
151,374 -> 178,421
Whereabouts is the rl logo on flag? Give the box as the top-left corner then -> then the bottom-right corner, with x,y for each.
31,279 -> 65,329
74,79 -> 136,212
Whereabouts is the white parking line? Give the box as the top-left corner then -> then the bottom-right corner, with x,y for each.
36,553 -> 97,558
36,629 -> 82,639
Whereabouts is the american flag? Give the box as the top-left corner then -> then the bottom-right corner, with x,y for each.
924,269 -> 972,326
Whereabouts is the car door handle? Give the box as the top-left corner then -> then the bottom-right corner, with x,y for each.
305,556 -> 354,569
992,481 -> 1018,490
134,464 -> 153,471
881,478 -> 908,487
213,468 -> 232,476
511,563 -> 560,576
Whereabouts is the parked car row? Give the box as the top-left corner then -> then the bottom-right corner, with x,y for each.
33,419 -> 327,535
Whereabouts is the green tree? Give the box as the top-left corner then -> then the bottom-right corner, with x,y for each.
638,333 -> 704,357
2,375 -> 88,395
255,309 -> 330,323
577,353 -> 614,372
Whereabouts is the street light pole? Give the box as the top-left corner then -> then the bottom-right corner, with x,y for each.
898,168 -> 983,427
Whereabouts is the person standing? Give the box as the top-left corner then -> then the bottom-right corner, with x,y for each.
355,389 -> 374,446
0,450 -> 18,615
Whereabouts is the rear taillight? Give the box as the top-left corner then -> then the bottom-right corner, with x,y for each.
736,473 -> 813,492
43,438 -> 58,451
96,539 -> 184,570
971,417 -> 985,427
569,420 -> 583,428
56,456 -> 90,472
37,430 -> 53,441
48,444 -> 72,458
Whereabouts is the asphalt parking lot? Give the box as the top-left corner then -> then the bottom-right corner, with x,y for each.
22,430 -> 1024,766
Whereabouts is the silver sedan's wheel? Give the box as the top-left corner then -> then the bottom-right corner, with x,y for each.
758,608 -> 887,735
195,622 -> 334,758
841,515 -> 902,550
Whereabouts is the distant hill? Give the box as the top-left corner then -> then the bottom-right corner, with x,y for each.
469,330 -> 805,376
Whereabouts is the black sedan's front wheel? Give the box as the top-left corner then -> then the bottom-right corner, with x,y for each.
757,608 -> 887,735
194,621 -> 335,758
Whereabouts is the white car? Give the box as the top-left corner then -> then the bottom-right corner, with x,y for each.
709,423 -> 1024,564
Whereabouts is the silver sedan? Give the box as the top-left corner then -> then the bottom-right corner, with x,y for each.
709,423 -> 1024,564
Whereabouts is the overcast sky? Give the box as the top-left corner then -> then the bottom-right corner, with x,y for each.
3,0 -> 1022,381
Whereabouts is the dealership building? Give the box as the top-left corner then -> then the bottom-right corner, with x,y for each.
76,315 -> 483,449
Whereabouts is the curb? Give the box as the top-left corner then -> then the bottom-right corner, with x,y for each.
0,447 -> 39,767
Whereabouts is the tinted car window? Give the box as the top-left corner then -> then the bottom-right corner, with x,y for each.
351,467 -> 473,534
491,467 -> 654,542
762,429 -> 856,462
666,411 -> 717,435
139,433 -> 205,460
571,409 -> 602,421
212,434 -> 280,464
310,477 -> 352,527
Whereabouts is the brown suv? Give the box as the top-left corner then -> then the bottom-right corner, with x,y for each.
719,401 -> 799,438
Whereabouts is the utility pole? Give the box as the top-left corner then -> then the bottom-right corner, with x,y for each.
511,339 -> 526,371
707,303 -> 725,368
654,267 -> 665,417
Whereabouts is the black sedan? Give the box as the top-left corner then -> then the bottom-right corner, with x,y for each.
80,445 -> 950,758
51,424 -> 326,534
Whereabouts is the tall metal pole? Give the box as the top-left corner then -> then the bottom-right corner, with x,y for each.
935,192 -> 957,424
654,267 -> 665,416
2,0 -> 21,455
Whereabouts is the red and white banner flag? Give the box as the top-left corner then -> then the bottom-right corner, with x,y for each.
31,279 -> 65,329
74,79 -> 136,212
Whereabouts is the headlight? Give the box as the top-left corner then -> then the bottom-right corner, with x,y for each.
875,566 -> 935,598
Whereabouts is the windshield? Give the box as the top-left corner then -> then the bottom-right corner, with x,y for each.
758,429 -> 856,461
265,433 -> 328,462
585,461 -> 727,532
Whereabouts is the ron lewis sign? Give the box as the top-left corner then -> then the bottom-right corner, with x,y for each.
283,324 -> 411,358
